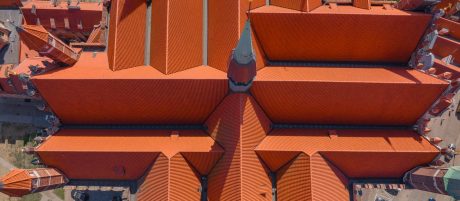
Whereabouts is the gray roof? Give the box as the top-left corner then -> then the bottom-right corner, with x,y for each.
0,8 -> 22,65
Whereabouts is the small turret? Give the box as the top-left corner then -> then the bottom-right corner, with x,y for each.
227,20 -> 256,93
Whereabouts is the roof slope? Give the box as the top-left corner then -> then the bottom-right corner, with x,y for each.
250,5 -> 431,63
251,67 -> 448,125
32,53 -> 228,125
37,129 -> 223,180
256,128 -> 439,178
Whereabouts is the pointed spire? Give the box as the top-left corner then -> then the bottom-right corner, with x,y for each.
227,20 -> 257,92
234,20 -> 254,65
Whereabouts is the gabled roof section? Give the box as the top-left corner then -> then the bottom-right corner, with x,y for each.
37,129 -> 223,156
256,128 -> 439,178
36,129 -> 223,180
249,5 -> 431,64
0,169 -> 31,197
257,129 -> 437,155
31,52 -> 228,125
108,0 -> 146,71
276,153 -> 350,201
251,67 -> 448,125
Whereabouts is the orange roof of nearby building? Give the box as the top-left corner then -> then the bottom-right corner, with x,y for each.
433,36 -> 460,62
0,168 -> 66,197
434,59 -> 460,80
0,169 -> 32,197
17,25 -> 49,51
18,25 -> 79,66
436,18 -> 460,40
10,57 -> 56,75
22,1 -> 102,11
0,0 -> 22,7
21,1 -> 102,33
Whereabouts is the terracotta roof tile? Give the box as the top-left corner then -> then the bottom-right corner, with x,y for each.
270,0 -> 322,12
32,53 -> 228,125
36,129 -> 223,180
256,129 -> 439,179
310,153 -> 349,201
207,0 -> 266,72
433,59 -> 460,80
436,18 -> 460,41
21,1 -> 102,33
149,0 -> 203,74
433,36 -> 460,61
251,67 -> 448,125
250,6 -> 430,63
108,0 -> 146,71
205,94 -> 273,200
256,129 -> 437,154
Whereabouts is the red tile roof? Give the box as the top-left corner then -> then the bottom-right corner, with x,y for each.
257,129 -> 437,155
270,0 -> 322,12
433,59 -> 460,80
18,25 -> 49,51
256,128 -> 439,178
149,0 -> 203,74
250,5 -> 431,63
251,67 -> 448,125
18,25 -> 79,65
205,93 -> 273,200
108,0 -> 146,71
253,127 -> 439,200
207,0 -> 266,72
21,1 -> 102,33
20,1 -> 450,200
0,0 -> 21,7
32,53 -> 228,125
436,18 -> 460,41
0,168 -> 66,197
36,129 -> 223,179
276,152 -> 350,201
0,169 -> 31,197
433,36 -> 460,62
137,153 -> 202,200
